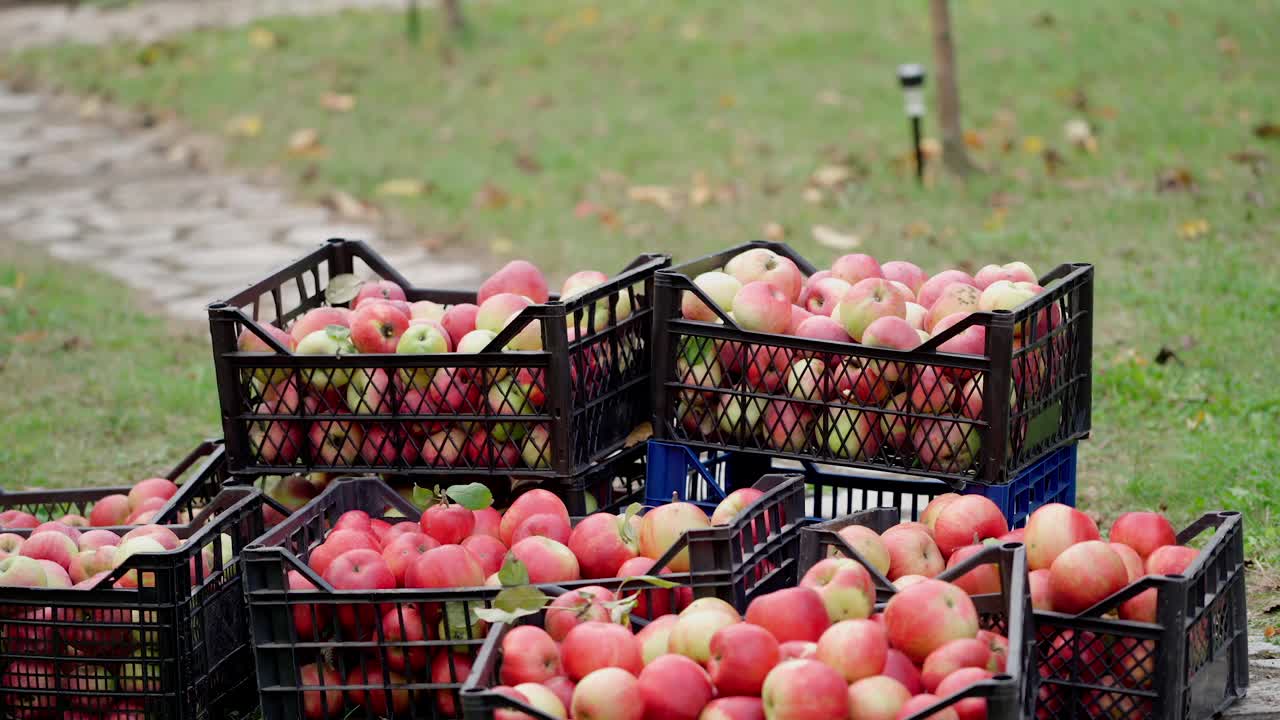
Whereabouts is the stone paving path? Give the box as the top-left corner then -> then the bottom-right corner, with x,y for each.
0,84 -> 482,323
0,0 -> 483,324
0,0 -> 407,52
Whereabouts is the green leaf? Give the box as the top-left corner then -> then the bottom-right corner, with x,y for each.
325,274 -> 363,305
411,486 -> 438,509
617,502 -> 643,545
498,553 -> 530,587
605,594 -> 638,626
474,586 -> 551,624
446,483 -> 494,511
324,324 -> 352,342
439,601 -> 480,643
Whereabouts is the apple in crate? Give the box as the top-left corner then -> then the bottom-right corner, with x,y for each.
682,271 -> 742,321
395,323 -> 449,389
500,625 -> 563,685
440,303 -> 479,347
568,512 -> 639,580
816,618 -> 888,683
733,281 -> 792,333
761,659 -> 849,720
669,610 -> 738,665
917,270 -> 976,310
638,654 -> 714,720
478,259 -> 549,305
831,253 -> 884,285
638,501 -> 711,573
725,248 -> 803,302
834,278 -> 906,342
350,301 -> 410,354
296,327 -> 356,391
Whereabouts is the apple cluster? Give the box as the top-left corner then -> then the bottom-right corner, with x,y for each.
675,249 -> 1061,474
844,497 -> 1193,718
240,260 -> 636,470
0,476 -> 181,533
285,486 -> 770,718
479,566 -> 1007,720
0,519 -> 234,717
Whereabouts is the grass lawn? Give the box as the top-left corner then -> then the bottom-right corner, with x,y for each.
5,0 -> 1280,610
0,246 -> 219,488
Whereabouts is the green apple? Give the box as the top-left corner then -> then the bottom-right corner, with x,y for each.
396,324 -> 448,389
295,325 -> 356,390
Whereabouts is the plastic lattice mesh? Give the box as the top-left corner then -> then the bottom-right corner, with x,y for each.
667,334 -> 988,476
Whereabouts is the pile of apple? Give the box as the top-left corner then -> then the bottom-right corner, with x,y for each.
675,247 -> 1059,472
241,259 -> 634,470
0,476 -> 183,533
287,485 -> 768,718
480,561 -> 1008,720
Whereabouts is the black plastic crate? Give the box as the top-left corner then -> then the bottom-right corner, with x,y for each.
0,439 -> 287,532
651,240 -> 1094,486
1032,511 -> 1247,720
242,458 -> 811,719
0,487 -> 267,720
208,239 -> 670,480
800,515 -> 1036,720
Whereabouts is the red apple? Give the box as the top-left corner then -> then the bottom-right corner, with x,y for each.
921,638 -> 992,692
404,544 -> 485,593
512,513 -> 572,546
669,610 -> 738,664
289,306 -> 351,343
540,677 -> 576,714
745,586 -> 830,644
19,532 -> 77,569
636,615 -> 678,665
1146,545 -> 1198,575
431,651 -> 475,716
473,506 -> 503,539
936,666 -> 995,720
638,654 -> 714,720
562,621 -> 643,681
461,534 -> 508,578
896,694 -> 959,720
831,253 -> 885,286
710,488 -> 766,525
419,503 -> 476,545
794,315 -> 852,344
917,270 -> 977,310
1109,512 -> 1177,559
478,259 -> 550,305
345,661 -> 411,717
733,281 -> 792,333
801,557 -> 875,622
545,586 -> 614,642
882,648 -> 924,694
322,548 -> 395,635
847,675 -> 911,720
349,301 -> 410,354
381,532 -> 441,586
440,303 -> 480,347
307,529 -> 378,578
778,640 -> 818,661
946,543 -> 1002,596
1024,503 -> 1101,571
829,525 -> 891,577
707,622 -> 779,696
571,667 -> 642,720
568,512 -> 640,580
933,496 -> 1009,559
127,477 -> 178,511
761,659 -> 850,720
884,579 -> 979,663
287,570 -> 330,640
121,524 -> 180,551
500,489 -> 571,547
1028,568 -> 1053,610
801,277 -> 853,317
380,605 -> 430,673
726,248 -> 805,302
1109,542 -> 1145,582
816,618 -> 888,683
836,278 -> 907,342
882,261 -> 927,294
700,697 -> 766,720
87,495 -> 131,527
880,527 -> 944,580
354,280 -> 407,307
511,536 -> 580,583
500,625 -> 563,685
1048,540 -> 1129,614
639,501 -> 711,573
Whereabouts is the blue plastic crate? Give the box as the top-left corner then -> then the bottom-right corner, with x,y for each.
645,440 -> 1077,528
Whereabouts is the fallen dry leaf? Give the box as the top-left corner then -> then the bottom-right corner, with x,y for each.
1157,168 -> 1197,193
474,183 -> 510,210
763,222 -> 787,241
1042,148 -> 1065,176
376,178 -> 427,198
13,330 -> 46,344
984,207 -> 1009,231
802,187 -> 825,205
287,128 -> 323,156
812,225 -> 860,250
1177,218 -> 1211,239
574,201 -> 600,219
514,151 -> 542,174
1022,136 -> 1045,155
225,114 -> 263,138
323,190 -> 371,219
490,237 -> 515,255
719,94 -> 737,109
623,422 -> 653,448
320,92 -> 356,112
1229,150 -> 1266,166
903,220 -> 934,239
689,172 -> 713,207
1217,35 -> 1239,57
963,130 -> 985,150
1255,123 -> 1280,140
816,89 -> 842,106
628,185 -> 678,212
249,27 -> 278,50
812,164 -> 852,188
921,137 -> 941,159
1064,119 -> 1096,153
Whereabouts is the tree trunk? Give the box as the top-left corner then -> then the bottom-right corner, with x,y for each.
442,0 -> 467,36
928,0 -> 976,175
